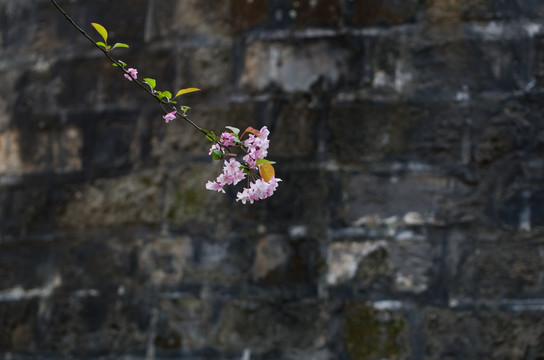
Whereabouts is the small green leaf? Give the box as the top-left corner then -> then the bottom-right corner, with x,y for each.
96,41 -> 107,48
143,78 -> 156,89
180,106 -> 190,114
91,23 -> 108,43
111,43 -> 129,50
239,163 -> 250,170
203,129 -> 219,142
212,149 -> 223,160
162,91 -> 172,99
256,158 -> 276,165
225,126 -> 240,135
113,60 -> 127,67
174,87 -> 201,99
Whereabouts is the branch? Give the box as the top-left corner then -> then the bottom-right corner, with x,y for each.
49,0 -> 208,137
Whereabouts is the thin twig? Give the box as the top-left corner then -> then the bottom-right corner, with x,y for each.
49,0 -> 208,137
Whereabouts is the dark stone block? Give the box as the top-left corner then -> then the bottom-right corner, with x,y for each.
423,307 -> 544,360
448,233 -> 544,299
63,109 -> 137,170
344,301 -> 409,360
0,299 -> 38,352
288,0 -> 343,28
231,0 -> 269,32
0,185 -> 55,239
327,100 -> 425,164
348,0 -> 421,26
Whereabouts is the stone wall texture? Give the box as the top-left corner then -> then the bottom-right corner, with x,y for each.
2,0 -> 544,359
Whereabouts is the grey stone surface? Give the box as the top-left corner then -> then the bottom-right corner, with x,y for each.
1,0 -> 544,359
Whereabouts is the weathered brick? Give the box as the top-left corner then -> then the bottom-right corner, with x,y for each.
0,185 -> 54,239
268,94 -> 319,159
240,40 -> 350,92
426,0 -> 544,22
56,170 -> 163,228
231,0 -> 269,32
252,234 -> 319,286
34,295 -> 150,356
172,0 -> 232,37
349,0 -> 421,26
449,237 -> 544,300
0,131 -> 23,174
344,301 -> 409,360
423,307 -> 544,359
163,163 -> 230,234
0,300 -> 38,352
210,299 -> 326,353
327,100 -> 425,164
339,170 -> 451,225
177,45 -> 234,90
288,0 -> 343,28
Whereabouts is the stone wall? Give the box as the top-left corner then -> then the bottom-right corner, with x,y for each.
1,0 -> 544,359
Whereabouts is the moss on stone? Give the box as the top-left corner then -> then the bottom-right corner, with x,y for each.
344,301 -> 407,360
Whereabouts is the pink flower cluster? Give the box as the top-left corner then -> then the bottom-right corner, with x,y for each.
236,176 -> 281,204
242,127 -> 270,169
205,126 -> 281,204
205,158 -> 246,193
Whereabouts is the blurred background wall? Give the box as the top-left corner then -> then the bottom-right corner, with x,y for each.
1,0 -> 544,359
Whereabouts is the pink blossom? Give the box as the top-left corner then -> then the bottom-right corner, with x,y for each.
242,126 -> 270,169
222,158 -> 245,185
124,68 -> 138,81
205,180 -> 225,193
220,132 -> 236,147
236,187 -> 254,204
163,110 -> 176,123
260,126 -> 270,138
209,143 -> 221,155
242,154 -> 257,169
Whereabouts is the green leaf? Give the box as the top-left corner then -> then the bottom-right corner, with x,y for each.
162,91 -> 172,99
96,41 -> 107,48
256,158 -> 276,165
143,78 -> 156,89
203,129 -> 219,142
174,87 -> 201,99
212,149 -> 223,160
203,129 -> 213,142
91,23 -> 108,43
111,43 -> 129,50
180,106 -> 190,114
225,126 -> 240,135
113,60 -> 127,67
